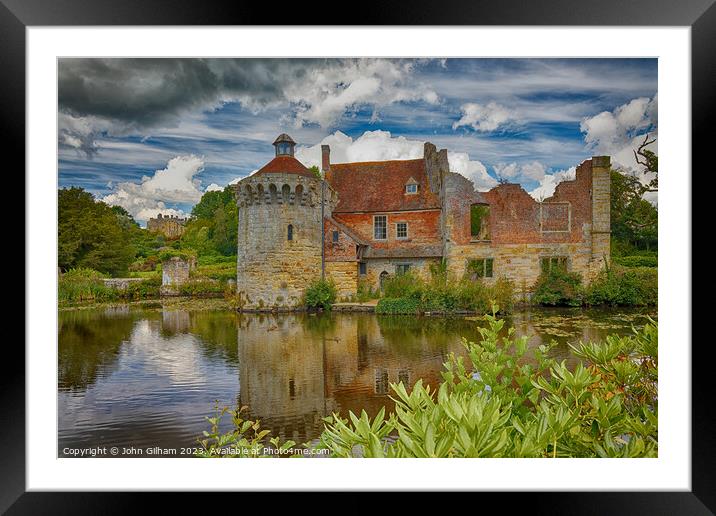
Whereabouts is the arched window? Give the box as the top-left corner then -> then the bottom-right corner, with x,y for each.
268,184 -> 278,202
379,271 -> 389,289
282,184 -> 291,203
287,224 -> 293,241
295,184 -> 304,204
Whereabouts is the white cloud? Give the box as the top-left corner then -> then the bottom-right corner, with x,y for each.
205,183 -> 223,192
580,94 -> 657,171
102,155 -> 205,221
529,167 -> 577,201
452,102 -> 517,132
285,60 -> 439,128
494,160 -> 546,182
295,130 -> 497,191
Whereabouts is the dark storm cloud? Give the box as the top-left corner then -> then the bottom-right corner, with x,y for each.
58,58 -> 324,127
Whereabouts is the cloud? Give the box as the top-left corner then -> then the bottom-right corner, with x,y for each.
529,167 -> 577,201
494,161 -> 546,182
294,130 -> 497,191
580,94 -> 657,171
101,155 -> 205,221
452,102 -> 517,132
205,183 -> 223,192
58,58 -> 439,156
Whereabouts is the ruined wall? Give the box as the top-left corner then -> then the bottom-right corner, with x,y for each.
160,256 -> 196,295
363,257 -> 440,291
441,157 -> 610,290
234,173 -> 334,310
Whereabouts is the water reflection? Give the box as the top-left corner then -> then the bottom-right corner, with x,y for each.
58,306 -> 655,455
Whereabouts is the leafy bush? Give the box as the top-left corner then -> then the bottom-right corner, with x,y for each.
178,279 -> 225,297
58,267 -> 160,304
586,265 -> 657,306
612,255 -> 657,268
198,310 -> 658,458
194,262 -> 236,281
356,279 -> 380,303
375,297 -> 421,315
303,278 -> 337,310
381,271 -> 423,299
532,268 -> 584,306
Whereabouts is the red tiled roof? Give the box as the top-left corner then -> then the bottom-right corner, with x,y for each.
326,159 -> 440,213
254,155 -> 316,179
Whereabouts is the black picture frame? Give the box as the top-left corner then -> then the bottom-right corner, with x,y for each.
5,0 -> 709,512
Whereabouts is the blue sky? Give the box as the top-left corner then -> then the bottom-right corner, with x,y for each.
58,58 -> 658,223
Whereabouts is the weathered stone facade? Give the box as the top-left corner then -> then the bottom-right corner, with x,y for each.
161,255 -> 196,295
235,134 -> 610,310
147,214 -> 187,240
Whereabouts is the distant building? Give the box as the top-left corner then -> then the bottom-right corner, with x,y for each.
146,213 -> 187,240
233,133 -> 610,310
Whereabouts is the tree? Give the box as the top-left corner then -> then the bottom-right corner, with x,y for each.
58,187 -> 136,276
633,133 -> 658,192
180,185 -> 237,256
610,170 -> 658,253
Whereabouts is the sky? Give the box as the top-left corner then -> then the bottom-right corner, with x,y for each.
57,58 -> 658,223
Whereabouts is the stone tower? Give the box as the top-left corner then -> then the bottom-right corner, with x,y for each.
590,155 -> 611,276
233,134 -> 336,310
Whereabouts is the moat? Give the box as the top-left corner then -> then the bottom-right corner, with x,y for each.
58,304 -> 656,456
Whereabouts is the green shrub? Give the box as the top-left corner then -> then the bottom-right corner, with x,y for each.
58,268 -> 117,304
304,278 -> 337,310
381,271 -> 423,299
532,268 -> 584,306
586,265 -> 657,306
178,279 -> 225,297
194,262 -> 236,281
612,255 -> 657,268
356,279 -> 379,303
198,254 -> 237,266
375,297 -> 421,315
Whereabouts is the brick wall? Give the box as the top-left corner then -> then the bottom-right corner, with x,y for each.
332,210 -> 441,251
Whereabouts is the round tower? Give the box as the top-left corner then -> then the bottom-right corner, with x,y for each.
233,134 -> 336,310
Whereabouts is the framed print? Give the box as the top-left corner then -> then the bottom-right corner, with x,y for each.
5,0 -> 711,512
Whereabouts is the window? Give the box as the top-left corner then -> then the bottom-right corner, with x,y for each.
470,204 -> 491,240
396,222 -> 408,239
359,262 -> 367,275
375,369 -> 389,394
540,256 -> 568,273
398,370 -> 410,386
332,230 -> 339,243
405,183 -> 418,194
467,258 -> 494,279
396,264 -> 411,275
374,215 -> 387,240
287,224 -> 293,241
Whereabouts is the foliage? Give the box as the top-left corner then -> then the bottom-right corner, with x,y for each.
470,204 -> 491,240
378,270 -> 514,314
195,404 -> 295,458
157,248 -> 197,262
611,255 -> 657,268
58,187 -> 137,276
193,261 -> 236,282
585,265 -> 657,306
308,165 -> 322,180
375,297 -> 421,315
178,279 -> 225,297
356,279 -> 380,303
180,186 -> 238,257
198,310 -> 658,458
610,169 -> 658,253
303,278 -> 338,310
58,267 -> 159,305
532,268 -> 584,306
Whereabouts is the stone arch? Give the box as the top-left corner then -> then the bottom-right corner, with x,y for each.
268,183 -> 278,203
379,271 -> 389,289
295,184 -> 304,205
281,184 -> 291,203
245,184 -> 253,204
256,184 -> 265,204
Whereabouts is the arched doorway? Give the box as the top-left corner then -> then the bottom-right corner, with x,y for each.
379,271 -> 389,290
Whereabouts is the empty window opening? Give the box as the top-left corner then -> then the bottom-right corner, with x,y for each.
540,256 -> 568,273
287,224 -> 293,241
470,204 -> 491,240
467,258 -> 494,279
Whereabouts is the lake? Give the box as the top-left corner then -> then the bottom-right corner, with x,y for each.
58,303 -> 656,456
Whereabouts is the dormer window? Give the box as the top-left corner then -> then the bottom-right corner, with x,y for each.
405,184 -> 418,194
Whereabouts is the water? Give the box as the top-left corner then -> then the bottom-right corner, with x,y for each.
58,304 -> 656,456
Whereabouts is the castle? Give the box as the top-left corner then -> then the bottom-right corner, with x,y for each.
147,213 -> 187,240
233,134 -> 610,310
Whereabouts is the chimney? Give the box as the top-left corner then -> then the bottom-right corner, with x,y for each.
321,145 -> 331,173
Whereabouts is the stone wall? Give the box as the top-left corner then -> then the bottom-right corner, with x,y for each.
326,261 -> 359,300
234,172 -> 334,310
362,257 -> 440,291
101,278 -> 144,290
161,256 -> 196,295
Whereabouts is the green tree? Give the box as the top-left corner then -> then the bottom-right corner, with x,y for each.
58,187 -> 136,276
181,185 -> 237,256
610,170 -> 658,253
